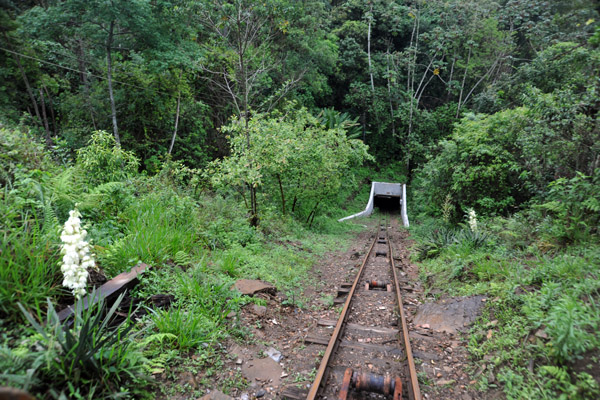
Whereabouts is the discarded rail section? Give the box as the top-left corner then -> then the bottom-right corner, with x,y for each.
283,221 -> 421,400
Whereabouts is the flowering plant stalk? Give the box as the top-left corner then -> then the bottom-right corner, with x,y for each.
467,208 -> 478,232
60,209 -> 96,299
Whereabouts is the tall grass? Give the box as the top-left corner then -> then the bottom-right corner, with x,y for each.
98,193 -> 200,277
0,207 -> 62,322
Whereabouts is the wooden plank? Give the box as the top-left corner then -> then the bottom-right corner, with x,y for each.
409,331 -> 435,341
281,386 -> 309,400
57,263 -> 149,322
304,334 -> 330,345
339,339 -> 403,355
305,334 -> 403,355
318,320 -> 398,335
346,323 -> 399,336
317,318 -> 337,327
337,287 -> 350,296
413,350 -> 441,361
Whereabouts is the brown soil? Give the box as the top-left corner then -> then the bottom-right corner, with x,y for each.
162,216 -> 488,399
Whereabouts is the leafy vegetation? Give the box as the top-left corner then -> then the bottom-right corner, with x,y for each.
3,292 -> 149,399
0,124 -> 360,398
412,209 -> 600,397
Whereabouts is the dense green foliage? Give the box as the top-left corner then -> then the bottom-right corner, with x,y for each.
210,105 -> 372,224
412,213 -> 600,399
1,0 -> 599,398
0,125 -> 359,398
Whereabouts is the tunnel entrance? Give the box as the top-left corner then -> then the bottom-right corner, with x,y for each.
339,181 -> 409,227
373,195 -> 401,213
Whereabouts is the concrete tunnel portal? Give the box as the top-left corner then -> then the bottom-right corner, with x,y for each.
339,182 -> 409,227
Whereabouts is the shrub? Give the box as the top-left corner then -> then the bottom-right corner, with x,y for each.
76,131 -> 139,185
537,171 -> 600,244
545,296 -> 599,363
0,126 -> 53,187
415,108 -> 531,220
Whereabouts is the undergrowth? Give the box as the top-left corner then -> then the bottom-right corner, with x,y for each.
0,127 -> 362,399
411,213 -> 600,399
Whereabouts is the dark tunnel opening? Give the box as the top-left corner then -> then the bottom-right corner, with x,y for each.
373,195 -> 401,213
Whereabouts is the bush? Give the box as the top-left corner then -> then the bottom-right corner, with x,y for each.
76,131 -> 139,185
0,126 -> 54,187
415,108 -> 531,220
537,171 -> 600,245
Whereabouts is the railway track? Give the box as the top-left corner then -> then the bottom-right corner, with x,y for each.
288,219 -> 422,400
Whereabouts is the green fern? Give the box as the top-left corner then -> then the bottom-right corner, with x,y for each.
174,250 -> 192,267
540,366 -> 569,383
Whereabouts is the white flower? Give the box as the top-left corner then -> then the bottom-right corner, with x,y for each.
60,209 -> 97,299
467,208 -> 478,232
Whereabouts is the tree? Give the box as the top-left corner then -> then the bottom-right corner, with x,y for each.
195,0 -> 308,225
210,105 -> 372,225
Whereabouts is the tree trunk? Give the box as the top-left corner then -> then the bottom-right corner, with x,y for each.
42,84 -> 57,136
367,4 -> 375,93
307,201 -> 320,228
447,53 -> 456,101
277,174 -> 286,215
456,46 -> 472,118
38,88 -> 52,145
168,91 -> 181,155
106,20 -> 120,145
236,13 -> 258,227
406,10 -> 420,175
5,34 -> 43,129
78,37 -> 97,130
386,49 -> 395,137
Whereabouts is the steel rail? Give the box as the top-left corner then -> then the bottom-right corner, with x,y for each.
306,227 -> 379,400
389,237 -> 422,400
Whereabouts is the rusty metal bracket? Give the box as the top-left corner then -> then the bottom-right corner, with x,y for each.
338,368 -> 403,400
339,367 -> 353,400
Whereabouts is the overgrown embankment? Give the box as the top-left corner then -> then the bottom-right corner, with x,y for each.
0,126 -> 363,399
410,212 -> 600,399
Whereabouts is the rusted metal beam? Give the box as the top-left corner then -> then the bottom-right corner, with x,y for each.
57,263 -> 149,322
306,235 -> 378,400
338,368 -> 353,400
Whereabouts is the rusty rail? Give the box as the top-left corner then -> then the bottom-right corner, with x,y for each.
389,239 -> 422,400
306,230 -> 378,400
306,220 -> 422,400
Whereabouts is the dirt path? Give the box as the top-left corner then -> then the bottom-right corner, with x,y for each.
199,217 -> 487,400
